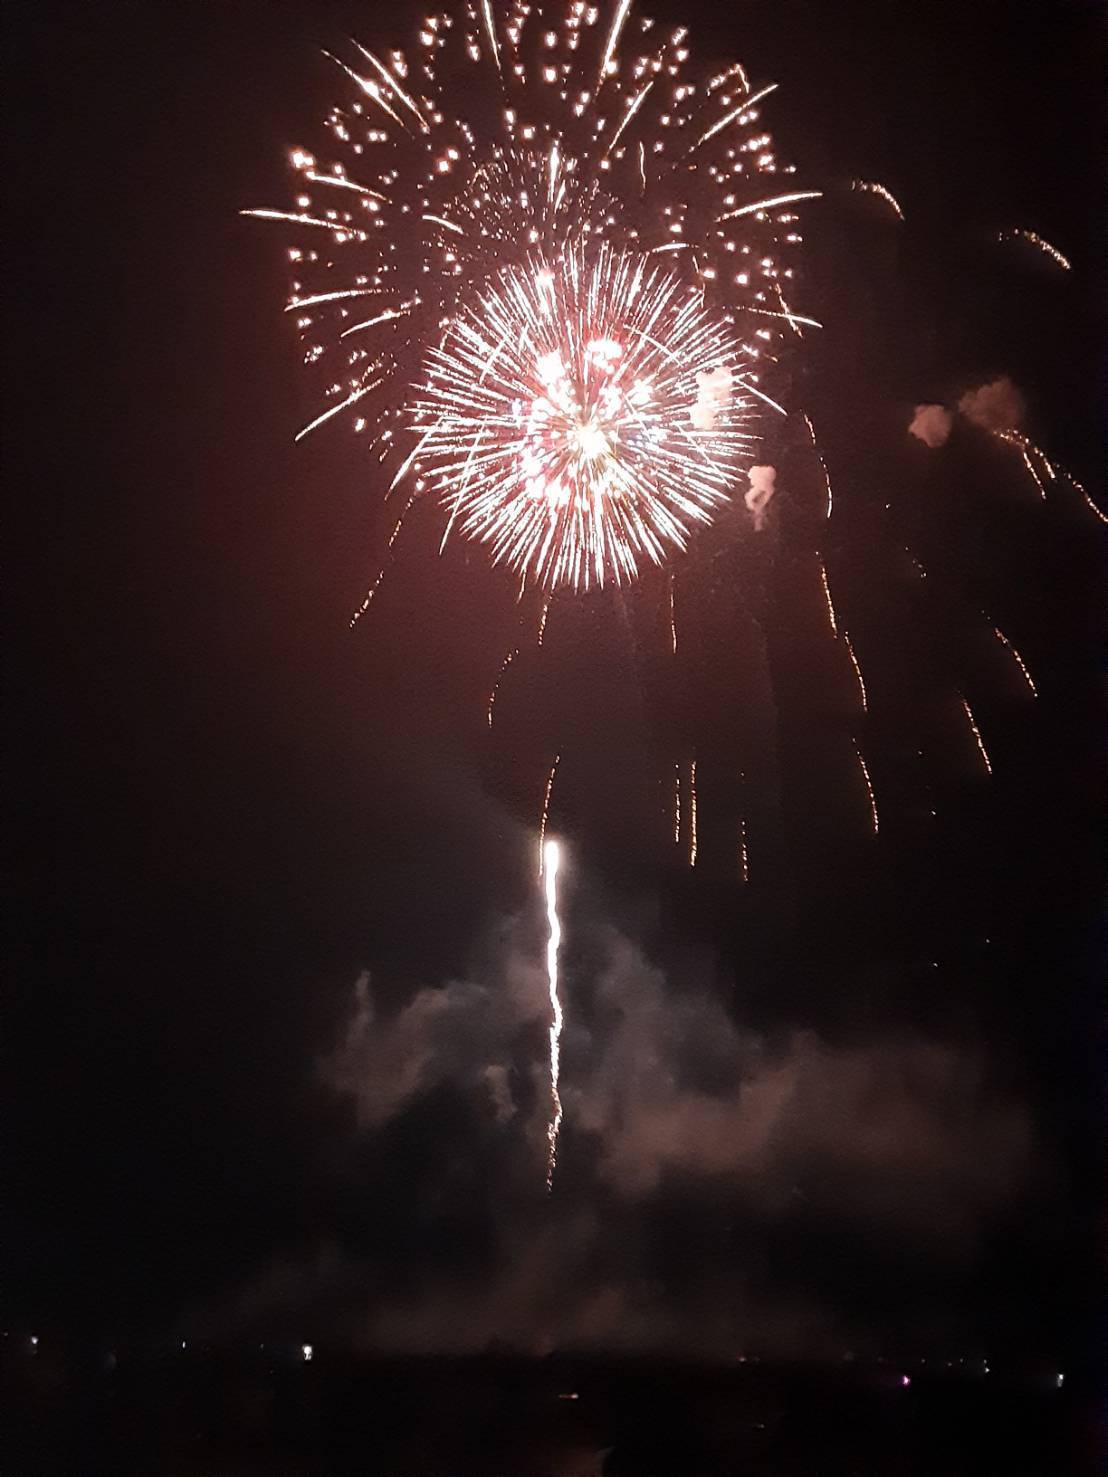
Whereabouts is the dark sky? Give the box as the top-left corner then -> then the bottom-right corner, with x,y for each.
6,0 -> 1104,1361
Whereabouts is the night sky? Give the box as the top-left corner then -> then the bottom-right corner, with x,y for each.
6,0 -> 1104,1364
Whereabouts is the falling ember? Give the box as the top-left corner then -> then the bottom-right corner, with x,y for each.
542,838 -> 564,1191
668,576 -> 678,655
993,429 -> 1047,499
843,631 -> 867,712
537,599 -> 551,647
853,740 -> 879,835
819,558 -> 839,637
991,625 -> 1038,697
850,179 -> 905,220
487,648 -> 517,728
672,761 -> 681,846
802,413 -> 834,521
738,816 -> 749,884
538,754 -> 560,872
349,488 -> 418,627
959,694 -> 993,775
688,758 -> 698,866
997,228 -> 1071,271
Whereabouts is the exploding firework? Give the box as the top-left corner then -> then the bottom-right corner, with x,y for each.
244,0 -> 814,594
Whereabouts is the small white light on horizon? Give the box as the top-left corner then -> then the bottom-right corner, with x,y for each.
302,1343 -> 313,1362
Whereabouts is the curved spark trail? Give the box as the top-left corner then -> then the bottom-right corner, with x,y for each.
990,624 -> 1037,697
997,228 -> 1071,271
542,838 -> 563,1191
851,179 -> 905,220
854,740 -> 879,835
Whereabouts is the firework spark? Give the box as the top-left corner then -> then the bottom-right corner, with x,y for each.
487,647 -> 517,728
538,753 -> 560,871
843,630 -> 867,712
853,740 -> 879,835
959,694 -> 993,775
801,412 -> 833,519
990,624 -> 1037,697
688,757 -> 698,866
997,228 -> 1071,271
819,557 -> 839,637
542,837 -> 564,1190
738,816 -> 749,884
851,179 -> 905,220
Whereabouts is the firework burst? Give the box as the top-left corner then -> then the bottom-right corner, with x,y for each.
244,0 -> 812,593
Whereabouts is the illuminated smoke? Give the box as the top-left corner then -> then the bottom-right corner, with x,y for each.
690,364 -> 734,431
958,376 -> 1026,434
744,464 -> 777,531
542,839 -> 564,1191
908,403 -> 953,449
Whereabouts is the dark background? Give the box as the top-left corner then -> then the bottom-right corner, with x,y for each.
5,0 -> 1104,1371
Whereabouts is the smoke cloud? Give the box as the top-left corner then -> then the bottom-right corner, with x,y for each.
957,375 -> 1026,432
744,464 -> 777,529
908,403 -> 953,448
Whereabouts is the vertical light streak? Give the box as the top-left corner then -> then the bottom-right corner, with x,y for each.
843,630 -> 867,711
738,816 -> 749,884
688,758 -> 698,866
668,575 -> 678,655
959,694 -> 993,775
597,0 -> 633,87
537,598 -> 551,647
672,761 -> 681,845
991,624 -> 1037,696
853,740 -> 879,835
801,412 -> 832,520
542,838 -> 563,1191
480,0 -> 501,73
487,648 -> 516,728
538,754 -> 560,871
819,558 -> 839,637
348,488 -> 417,627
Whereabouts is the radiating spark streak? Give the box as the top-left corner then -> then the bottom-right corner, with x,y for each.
851,179 -> 904,219
997,228 -> 1071,271
843,631 -> 867,711
668,575 -> 677,654
989,624 -> 1037,696
606,81 -> 652,155
351,41 -> 430,129
542,838 -> 563,1191
321,52 -> 406,125
672,762 -> 681,845
818,558 -> 839,637
339,303 -> 414,338
959,694 -> 993,775
598,0 -> 634,86
305,172 -> 389,199
480,0 -> 501,73
487,647 -> 516,727
285,287 -> 383,311
423,213 -> 464,235
241,208 -> 351,233
853,740 -> 879,835
719,190 -> 822,222
538,755 -> 560,872
695,82 -> 778,148
738,817 -> 749,883
688,759 -> 698,867
737,378 -> 788,416
537,598 -> 550,646
637,141 -> 646,191
746,307 -> 823,329
294,377 -> 383,441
